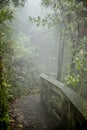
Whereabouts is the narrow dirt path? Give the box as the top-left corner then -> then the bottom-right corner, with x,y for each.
10,94 -> 57,130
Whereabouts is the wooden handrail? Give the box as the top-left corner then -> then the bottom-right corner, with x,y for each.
40,73 -> 87,129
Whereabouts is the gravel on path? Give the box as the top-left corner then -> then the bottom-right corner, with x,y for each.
10,94 -> 58,130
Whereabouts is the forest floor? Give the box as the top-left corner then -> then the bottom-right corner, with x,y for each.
9,93 -> 57,130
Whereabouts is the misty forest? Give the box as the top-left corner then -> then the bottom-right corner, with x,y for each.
0,0 -> 87,130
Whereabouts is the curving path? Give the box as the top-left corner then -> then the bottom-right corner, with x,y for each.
10,94 -> 57,130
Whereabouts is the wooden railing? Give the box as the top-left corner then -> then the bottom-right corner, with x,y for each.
40,73 -> 87,130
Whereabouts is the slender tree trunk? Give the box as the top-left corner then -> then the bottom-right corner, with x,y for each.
56,23 -> 64,81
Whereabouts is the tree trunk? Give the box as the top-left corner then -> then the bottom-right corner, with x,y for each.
56,23 -> 64,81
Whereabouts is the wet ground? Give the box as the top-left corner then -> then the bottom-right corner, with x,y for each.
10,94 -> 58,130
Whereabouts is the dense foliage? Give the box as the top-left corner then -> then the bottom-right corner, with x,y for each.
0,1 -> 14,129
42,0 -> 87,98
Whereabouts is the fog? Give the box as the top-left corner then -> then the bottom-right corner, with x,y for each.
1,0 -> 87,130
11,0 -> 58,74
